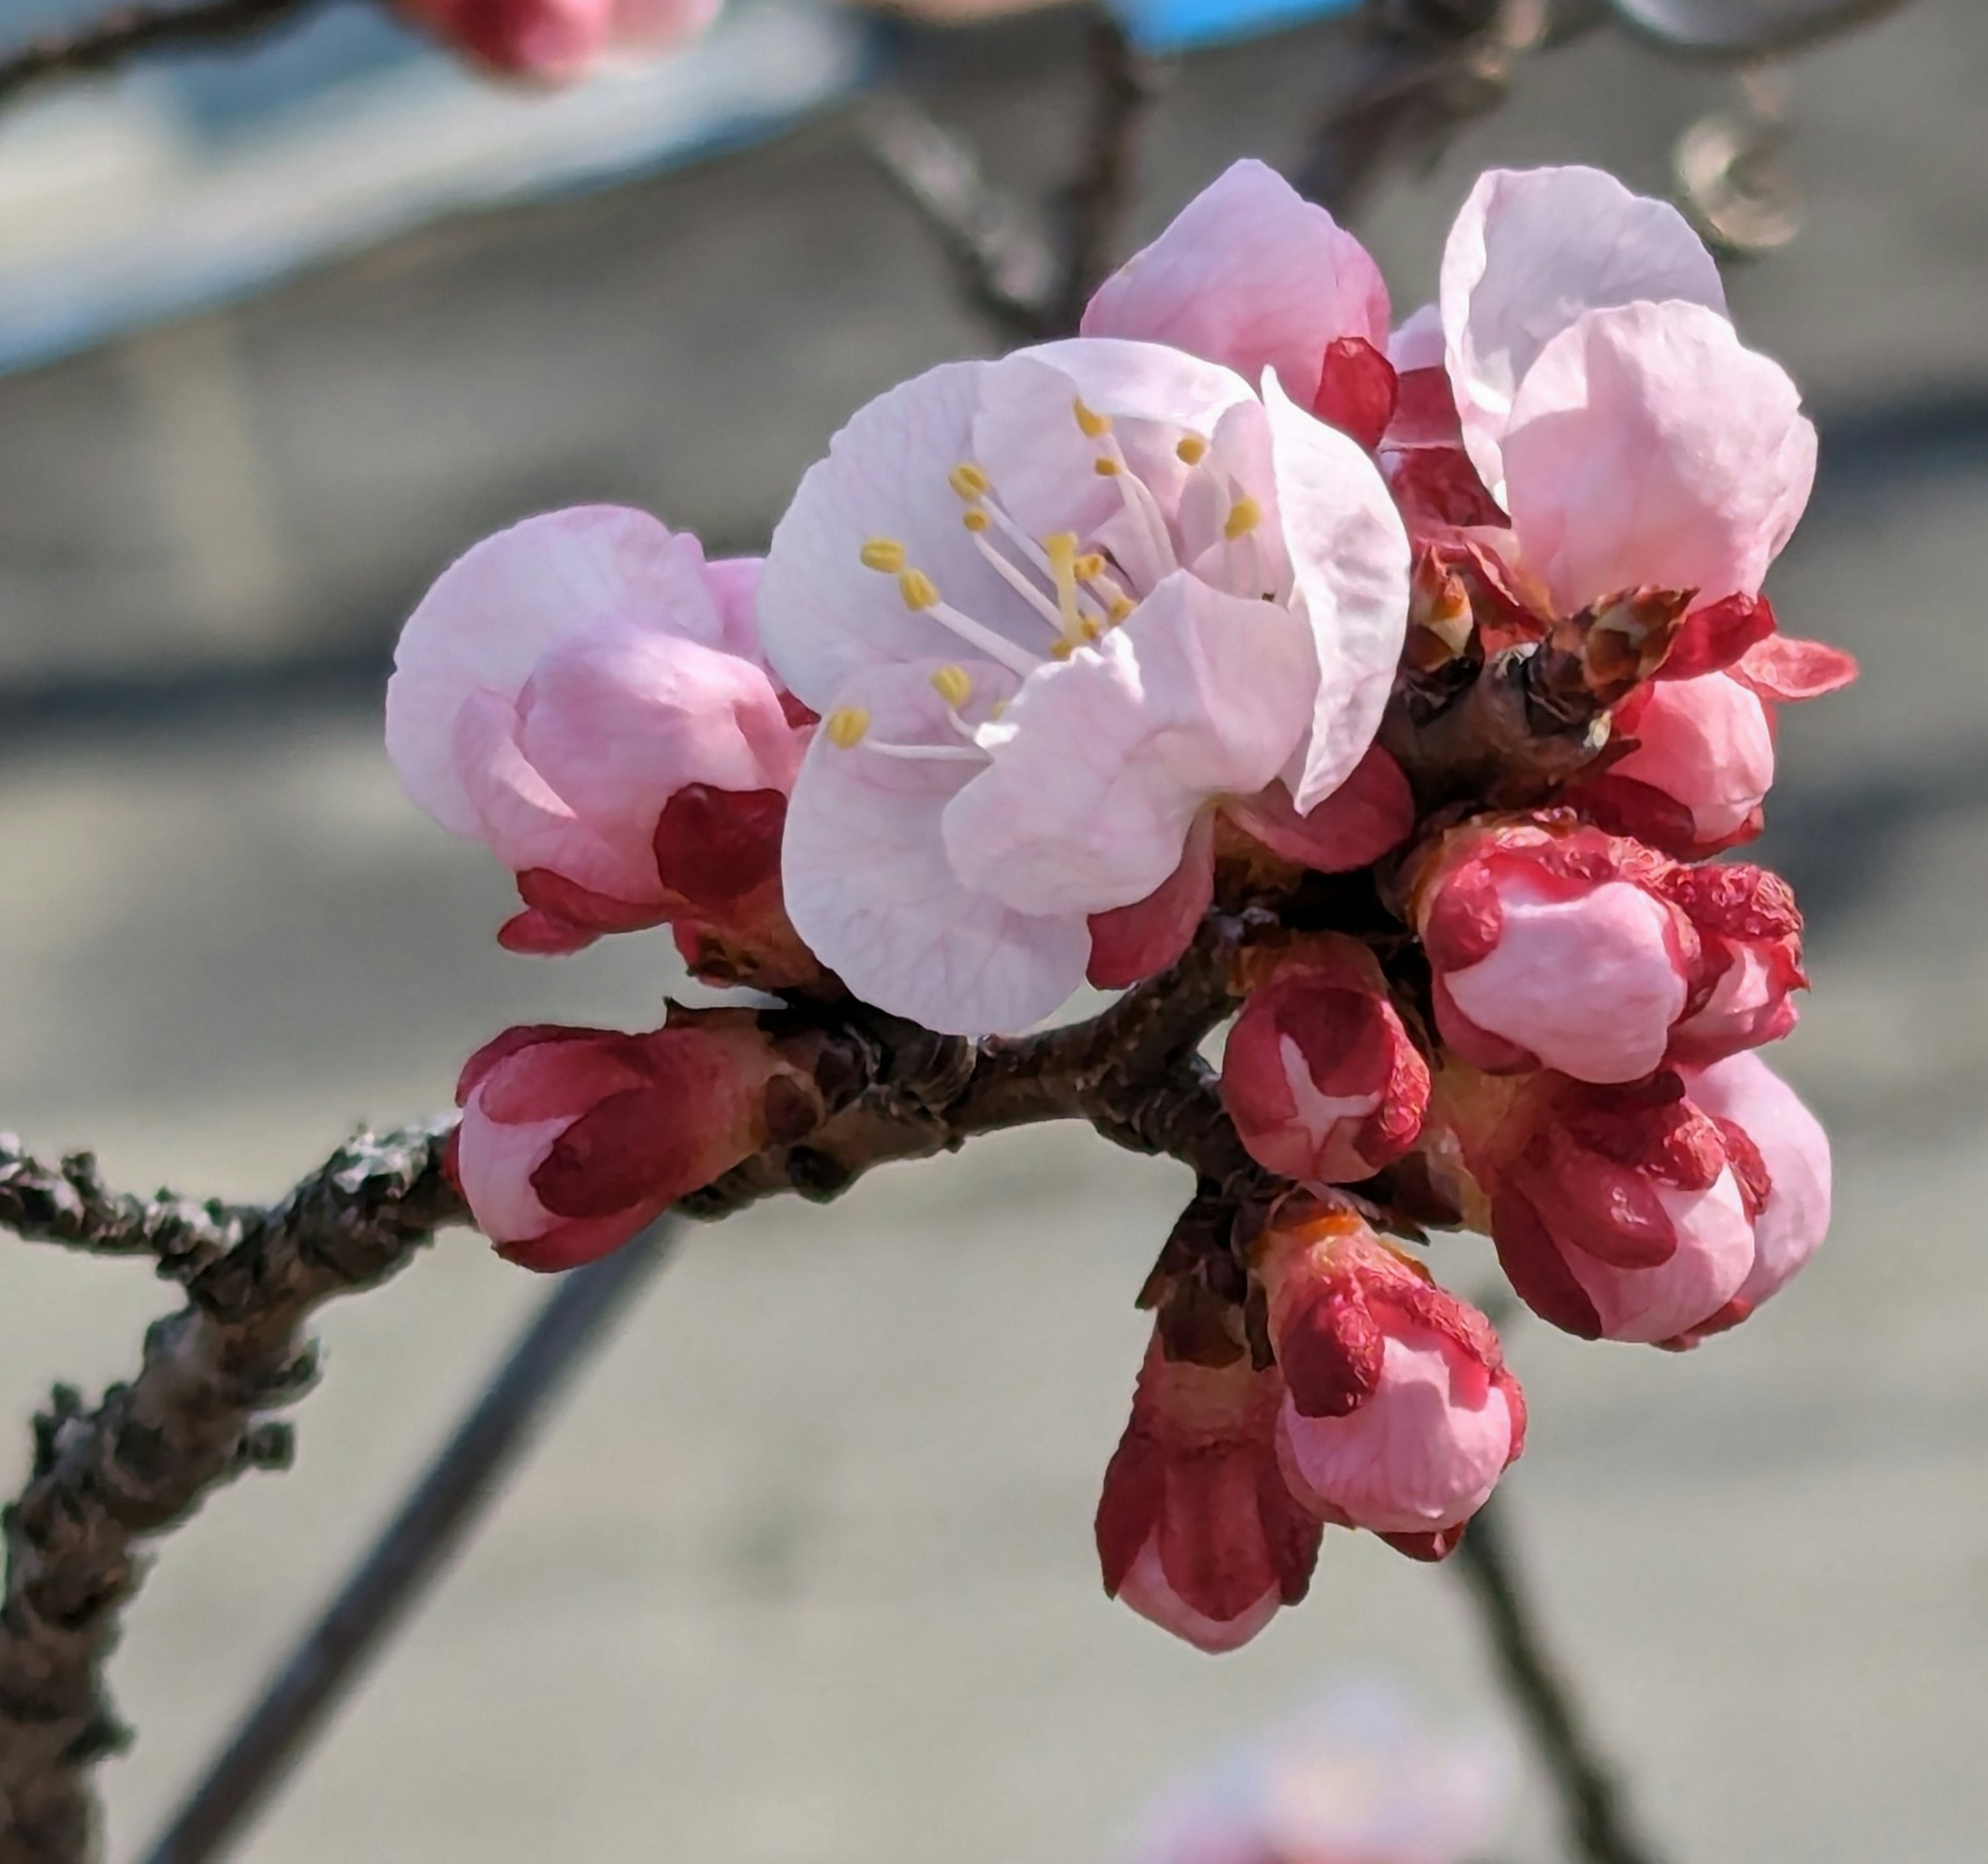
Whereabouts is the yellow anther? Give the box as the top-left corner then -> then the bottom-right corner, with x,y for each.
1175,435 -> 1208,466
1223,496 -> 1264,542
1108,595 -> 1133,624
825,707 -> 870,749
1043,531 -> 1086,638
962,509 -> 990,533
948,463 -> 990,500
1079,618 -> 1101,643
1050,638 -> 1075,661
1073,552 -> 1106,580
898,568 -> 940,611
989,699 -> 1007,720
860,537 -> 908,574
1093,457 -> 1121,477
1044,531 -> 1079,565
1073,397 -> 1112,439
930,664 -> 973,709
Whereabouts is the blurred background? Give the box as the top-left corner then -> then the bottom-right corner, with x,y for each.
0,0 -> 1982,1859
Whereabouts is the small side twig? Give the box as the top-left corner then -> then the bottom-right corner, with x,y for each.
0,1138 -> 241,1283
0,0 -> 328,111
1453,1491 -> 1666,1864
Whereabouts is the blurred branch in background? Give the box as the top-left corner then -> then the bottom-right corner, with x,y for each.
861,3 -> 1157,342
0,0 -> 327,109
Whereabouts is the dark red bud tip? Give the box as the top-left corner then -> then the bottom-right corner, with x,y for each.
652,785 -> 787,912
1279,1289 -> 1384,1419
1312,337 -> 1398,453
1380,1525 -> 1464,1563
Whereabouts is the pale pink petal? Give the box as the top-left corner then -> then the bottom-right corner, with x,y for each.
1261,372 -> 1411,811
1388,302 -> 1444,372
519,627 -> 799,872
1686,1052 -> 1831,1309
1732,633 -> 1859,703
1501,302 -> 1816,616
759,361 -> 1045,713
1116,1537 -> 1282,1655
1442,877 -> 1689,1083
452,689 -> 655,898
1080,158 -> 1390,406
1610,673 -> 1775,843
1441,166 -> 1727,500
387,505 -> 724,835
1087,811 -> 1217,989
455,1102 -> 564,1244
943,573 -> 1314,916
702,555 -> 766,666
781,659 -> 1089,1035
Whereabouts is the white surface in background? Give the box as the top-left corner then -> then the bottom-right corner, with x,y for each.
0,0 -> 867,373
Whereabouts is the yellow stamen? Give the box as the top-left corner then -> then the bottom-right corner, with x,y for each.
1050,639 -> 1075,661
930,664 -> 973,709
948,462 -> 990,500
898,568 -> 940,611
1073,552 -> 1106,580
825,706 -> 870,749
1175,435 -> 1208,465
989,699 -> 1007,720
1073,397 -> 1112,439
1043,531 -> 1085,639
1108,595 -> 1133,624
1093,457 -> 1121,477
1224,496 -> 1263,542
860,537 -> 908,574
1079,618 -> 1101,642
962,509 -> 990,533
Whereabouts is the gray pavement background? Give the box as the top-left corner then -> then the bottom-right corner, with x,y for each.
0,5 -> 1983,1861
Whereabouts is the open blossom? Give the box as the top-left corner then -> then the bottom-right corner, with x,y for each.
1096,1336 -> 1323,1653
386,506 -> 814,978
448,1014 -> 812,1271
1255,1202 -> 1523,1546
1448,1068 -> 1758,1345
1220,936 -> 1430,1184
1412,816 -> 1806,1083
759,337 -> 1410,1034
1672,1050 -> 1832,1339
393,0 -> 720,79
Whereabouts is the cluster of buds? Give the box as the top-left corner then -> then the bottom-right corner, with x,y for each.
388,159 -> 1849,1654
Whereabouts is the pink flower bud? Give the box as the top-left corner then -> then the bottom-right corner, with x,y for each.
1312,336 -> 1399,453
1221,936 -> 1430,1184
448,1014 -> 806,1271
393,0 -> 719,80
388,509 -> 815,980
1096,1339 -> 1323,1653
1415,818 -> 1806,1082
1416,819 -> 1695,1083
1254,1204 -> 1524,1541
1479,1072 -> 1757,1343
1672,1051 -> 1831,1339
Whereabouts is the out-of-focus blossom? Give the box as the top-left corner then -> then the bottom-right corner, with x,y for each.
1097,1335 -> 1323,1652
761,334 -> 1409,1035
1220,935 -> 1429,1184
1449,1068 -> 1758,1344
1412,815 -> 1806,1083
386,506 -> 815,980
1115,1685 -> 1511,1864
447,1013 -> 810,1271
393,0 -> 721,80
1670,1050 -> 1832,1341
1255,1201 -> 1523,1544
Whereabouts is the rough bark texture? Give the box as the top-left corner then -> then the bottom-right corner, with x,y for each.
0,915 -> 1276,1862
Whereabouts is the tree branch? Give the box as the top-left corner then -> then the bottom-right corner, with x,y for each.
0,0 -> 328,110
0,1141 -> 241,1285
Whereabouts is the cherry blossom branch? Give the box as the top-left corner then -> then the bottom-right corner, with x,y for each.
1452,1491 -> 1666,1864
0,0 -> 327,109
0,1139 -> 241,1285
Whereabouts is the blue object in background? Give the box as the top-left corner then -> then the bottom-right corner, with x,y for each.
1110,0 -> 1360,54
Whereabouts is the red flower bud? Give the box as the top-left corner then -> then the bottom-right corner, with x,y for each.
1474,1071 -> 1757,1344
1221,937 -> 1430,1184
1413,816 -> 1805,1083
448,1013 -> 807,1271
1253,1204 -> 1524,1542
1096,1337 -> 1323,1653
